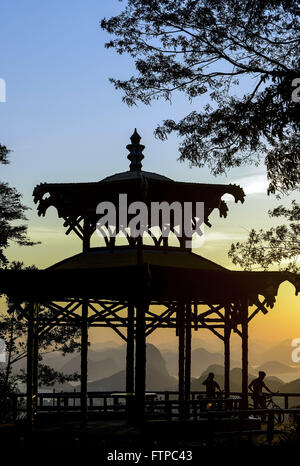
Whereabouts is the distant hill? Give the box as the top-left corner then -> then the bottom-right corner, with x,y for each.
191,348 -> 224,376
87,366 -> 177,392
258,340 -> 297,366
279,378 -> 300,407
191,348 -> 241,377
60,347 -> 126,381
82,343 -> 177,391
230,339 -> 273,365
281,378 -> 300,392
161,346 -> 241,378
257,361 -> 300,375
62,356 -> 118,381
159,350 -> 178,376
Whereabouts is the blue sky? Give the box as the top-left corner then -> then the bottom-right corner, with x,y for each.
0,0 -> 298,269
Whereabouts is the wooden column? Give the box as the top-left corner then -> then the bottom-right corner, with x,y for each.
241,299 -> 249,409
178,304 -> 185,417
134,300 -> 147,424
224,303 -> 231,398
26,303 -> 34,426
80,217 -> 90,427
80,299 -> 88,427
184,304 -> 192,402
126,304 -> 135,393
32,303 -> 39,423
184,304 -> 192,419
126,303 -> 135,423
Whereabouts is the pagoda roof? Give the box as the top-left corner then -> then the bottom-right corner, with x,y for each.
33,177 -> 245,225
0,247 -> 298,306
101,169 -> 172,182
48,246 -> 227,271
32,130 -> 245,226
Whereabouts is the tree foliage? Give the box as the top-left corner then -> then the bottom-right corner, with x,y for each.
228,200 -> 299,272
0,144 -> 37,267
101,0 -> 300,193
0,263 -> 81,402
0,145 -> 10,165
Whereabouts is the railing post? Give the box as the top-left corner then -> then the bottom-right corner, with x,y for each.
192,399 -> 197,420
113,397 -> 118,412
267,411 -> 274,443
207,412 -> 214,447
284,395 -> 288,409
12,394 -> 17,423
57,395 -> 61,412
64,396 -> 68,409
165,400 -> 172,421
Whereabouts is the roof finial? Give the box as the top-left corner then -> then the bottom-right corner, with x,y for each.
126,129 -> 145,171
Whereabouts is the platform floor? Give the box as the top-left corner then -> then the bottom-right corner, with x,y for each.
0,416 -> 262,451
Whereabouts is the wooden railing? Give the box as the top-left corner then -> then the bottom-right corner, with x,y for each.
3,390 -> 300,421
2,391 -> 300,445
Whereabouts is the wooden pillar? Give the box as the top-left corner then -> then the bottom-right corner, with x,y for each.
178,304 -> 185,417
184,304 -> 192,402
241,299 -> 249,409
80,299 -> 88,427
224,303 -> 231,398
26,303 -> 34,426
32,303 -> 39,423
80,217 -> 90,427
126,303 -> 135,423
184,304 -> 192,419
126,304 -> 135,393
134,300 -> 147,424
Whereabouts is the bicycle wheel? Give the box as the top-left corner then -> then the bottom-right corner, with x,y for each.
273,404 -> 284,424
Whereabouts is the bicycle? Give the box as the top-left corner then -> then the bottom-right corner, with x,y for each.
249,393 -> 284,424
265,394 -> 284,424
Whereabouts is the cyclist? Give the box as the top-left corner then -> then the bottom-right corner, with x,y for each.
202,372 -> 222,397
248,371 -> 276,409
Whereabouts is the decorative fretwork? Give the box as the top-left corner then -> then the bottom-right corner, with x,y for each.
32,131 -> 246,251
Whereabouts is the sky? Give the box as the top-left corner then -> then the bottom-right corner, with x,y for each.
0,0 -> 299,347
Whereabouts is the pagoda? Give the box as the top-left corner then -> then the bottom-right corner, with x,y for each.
1,130 -> 298,426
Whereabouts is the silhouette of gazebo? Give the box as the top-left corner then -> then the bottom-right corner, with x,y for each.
1,130 -> 299,426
